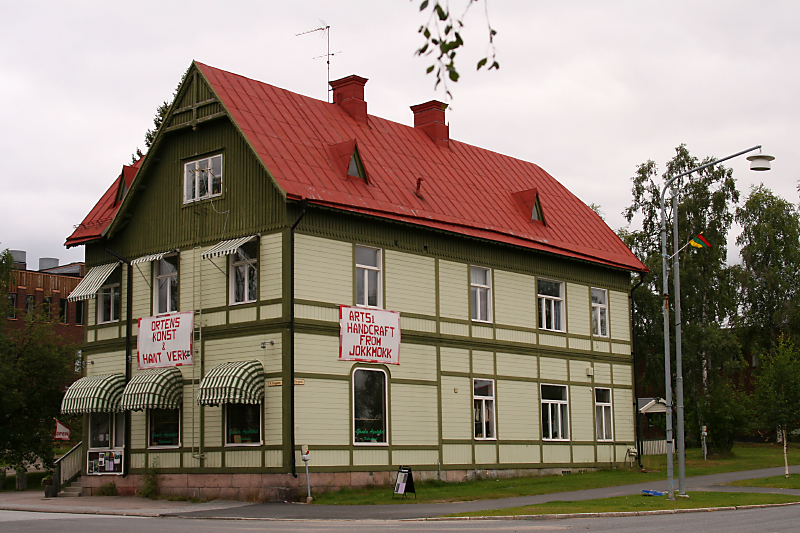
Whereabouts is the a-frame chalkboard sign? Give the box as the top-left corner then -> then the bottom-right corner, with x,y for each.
392,465 -> 416,499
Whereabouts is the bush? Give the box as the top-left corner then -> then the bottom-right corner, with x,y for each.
139,468 -> 159,499
701,380 -> 751,452
96,481 -> 118,496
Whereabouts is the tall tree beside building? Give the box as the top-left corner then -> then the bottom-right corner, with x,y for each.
623,145 -> 744,450
735,184 -> 800,353
0,249 -> 78,472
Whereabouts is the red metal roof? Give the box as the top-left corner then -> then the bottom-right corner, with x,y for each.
65,160 -> 140,247
196,62 -> 646,272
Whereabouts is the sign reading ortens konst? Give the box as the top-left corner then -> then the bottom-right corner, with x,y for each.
137,311 -> 194,369
339,306 -> 400,365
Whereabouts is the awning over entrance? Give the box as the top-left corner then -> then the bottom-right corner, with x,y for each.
638,397 -> 667,414
196,360 -> 265,406
120,367 -> 184,411
67,262 -> 119,302
201,235 -> 256,259
61,374 -> 126,414
131,250 -> 175,265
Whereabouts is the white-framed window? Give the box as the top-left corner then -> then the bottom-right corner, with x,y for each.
353,368 -> 387,445
591,288 -> 608,337
595,387 -> 613,441
541,384 -> 569,440
470,266 -> 492,322
89,412 -> 125,449
355,245 -> 382,308
148,408 -> 181,448
538,279 -> 564,332
183,154 -> 222,203
225,403 -> 262,446
230,240 -> 258,304
473,378 -> 496,440
98,268 -> 121,324
154,255 -> 179,314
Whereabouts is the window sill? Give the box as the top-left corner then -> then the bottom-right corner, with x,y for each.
539,328 -> 566,334
353,442 -> 389,447
224,442 -> 263,447
473,438 -> 497,441
147,445 -> 181,450
230,299 -> 258,306
542,439 -> 571,443
471,319 -> 493,325
97,321 -> 120,326
597,439 -> 614,443
183,194 -> 223,206
355,304 -> 384,310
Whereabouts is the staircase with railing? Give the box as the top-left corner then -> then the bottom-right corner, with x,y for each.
53,441 -> 83,496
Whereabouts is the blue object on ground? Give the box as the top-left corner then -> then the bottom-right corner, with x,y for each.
641,489 -> 667,496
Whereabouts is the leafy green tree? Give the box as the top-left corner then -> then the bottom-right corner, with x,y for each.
622,144 -> 744,447
414,0 -> 499,97
735,185 -> 800,353
0,250 -> 78,475
754,338 -> 800,477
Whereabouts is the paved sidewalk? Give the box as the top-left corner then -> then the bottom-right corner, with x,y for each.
0,465 -> 798,520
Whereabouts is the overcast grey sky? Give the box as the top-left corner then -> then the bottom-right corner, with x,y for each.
1,1 -> 797,268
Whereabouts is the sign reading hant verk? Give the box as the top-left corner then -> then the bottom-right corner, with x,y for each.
339,306 -> 401,365
137,311 -> 194,370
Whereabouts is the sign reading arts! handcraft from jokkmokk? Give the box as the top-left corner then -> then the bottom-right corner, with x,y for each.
339,306 -> 401,365
137,311 -> 194,370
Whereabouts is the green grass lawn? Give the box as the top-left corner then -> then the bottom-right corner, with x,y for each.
728,473 -> 800,489
312,442 -> 800,505
448,491 -> 800,517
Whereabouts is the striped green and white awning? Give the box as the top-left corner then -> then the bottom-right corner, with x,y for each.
120,367 -> 184,411
196,360 -> 265,406
67,262 -> 119,302
131,250 -> 176,265
61,374 -> 126,414
201,236 -> 256,260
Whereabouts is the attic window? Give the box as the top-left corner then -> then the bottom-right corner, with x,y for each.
184,154 -> 223,204
531,195 -> 544,223
511,188 -> 545,225
348,148 -> 366,181
116,178 -> 129,205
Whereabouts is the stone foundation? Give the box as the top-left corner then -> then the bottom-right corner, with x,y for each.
81,466 -> 598,501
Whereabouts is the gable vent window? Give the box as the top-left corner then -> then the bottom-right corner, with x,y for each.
184,155 -> 222,203
531,195 -> 543,222
348,149 -> 366,181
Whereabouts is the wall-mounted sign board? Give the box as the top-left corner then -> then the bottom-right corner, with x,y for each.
339,306 -> 401,365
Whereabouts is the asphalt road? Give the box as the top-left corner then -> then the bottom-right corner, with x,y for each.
2,506 -> 800,533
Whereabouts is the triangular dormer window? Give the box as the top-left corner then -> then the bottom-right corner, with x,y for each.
531,195 -> 544,223
115,175 -> 128,205
511,188 -> 545,226
348,147 -> 366,181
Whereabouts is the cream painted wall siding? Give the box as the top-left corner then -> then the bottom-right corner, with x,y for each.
570,385 -> 595,442
225,450 -> 261,468
594,362 -> 611,384
86,330 -> 95,343
260,303 -> 281,320
569,337 -> 591,351
295,234 -> 351,305
500,445 -> 540,464
384,250 -> 436,316
204,405 -> 222,448
392,383 -> 439,445
182,386 -> 199,448
493,270 -> 536,328
295,304 -> 338,322
183,453 -> 200,468
566,283 -> 590,337
613,364 -> 633,386
296,378 -> 349,445
438,260 -> 468,320
475,444 -> 497,464
440,347 -> 469,373
472,325 -> 493,339
597,444 -> 614,463
573,445 -> 595,463
199,311 -> 226,327
542,445 -> 571,464
539,357 -> 568,381
609,290 -> 630,341
95,326 -> 119,341
441,376 -> 471,440
539,333 -> 567,349
88,298 -> 95,326
391,343 -> 437,381
229,306 -> 257,323
259,232 -> 282,301
496,328 -> 536,345
443,444 -> 472,465
593,340 -> 610,353
264,383 -> 282,446
130,454 -> 145,469
497,380 -> 539,440
179,247 -> 227,311
204,333 -> 283,374
393,449 -> 439,466
265,450 -> 282,468
87,350 -> 125,375
148,452 -> 180,469
614,388 -> 634,441
496,352 -> 537,379
297,449 -> 349,467
204,451 -> 222,468
353,449 -> 389,466
612,343 -> 631,355
472,350 -> 494,376
441,321 -> 469,337
131,411 -> 146,449
295,333 -> 349,376
131,263 -> 151,320
569,360 -> 592,383
401,316 -> 437,332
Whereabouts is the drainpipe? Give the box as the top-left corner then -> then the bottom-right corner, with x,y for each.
105,247 -> 133,478
630,274 -> 645,468
289,200 -> 308,478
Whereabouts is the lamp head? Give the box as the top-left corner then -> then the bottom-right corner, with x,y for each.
747,153 -> 775,171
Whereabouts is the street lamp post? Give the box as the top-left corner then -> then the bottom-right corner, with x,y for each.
659,145 -> 773,499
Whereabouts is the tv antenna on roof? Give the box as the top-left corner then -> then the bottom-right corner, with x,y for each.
296,21 -> 339,103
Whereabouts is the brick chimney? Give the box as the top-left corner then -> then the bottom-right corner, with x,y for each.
410,100 -> 449,147
330,75 -> 368,123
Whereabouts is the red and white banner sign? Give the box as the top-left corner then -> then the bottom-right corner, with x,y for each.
137,311 -> 194,370
339,306 -> 401,365
54,419 -> 71,440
